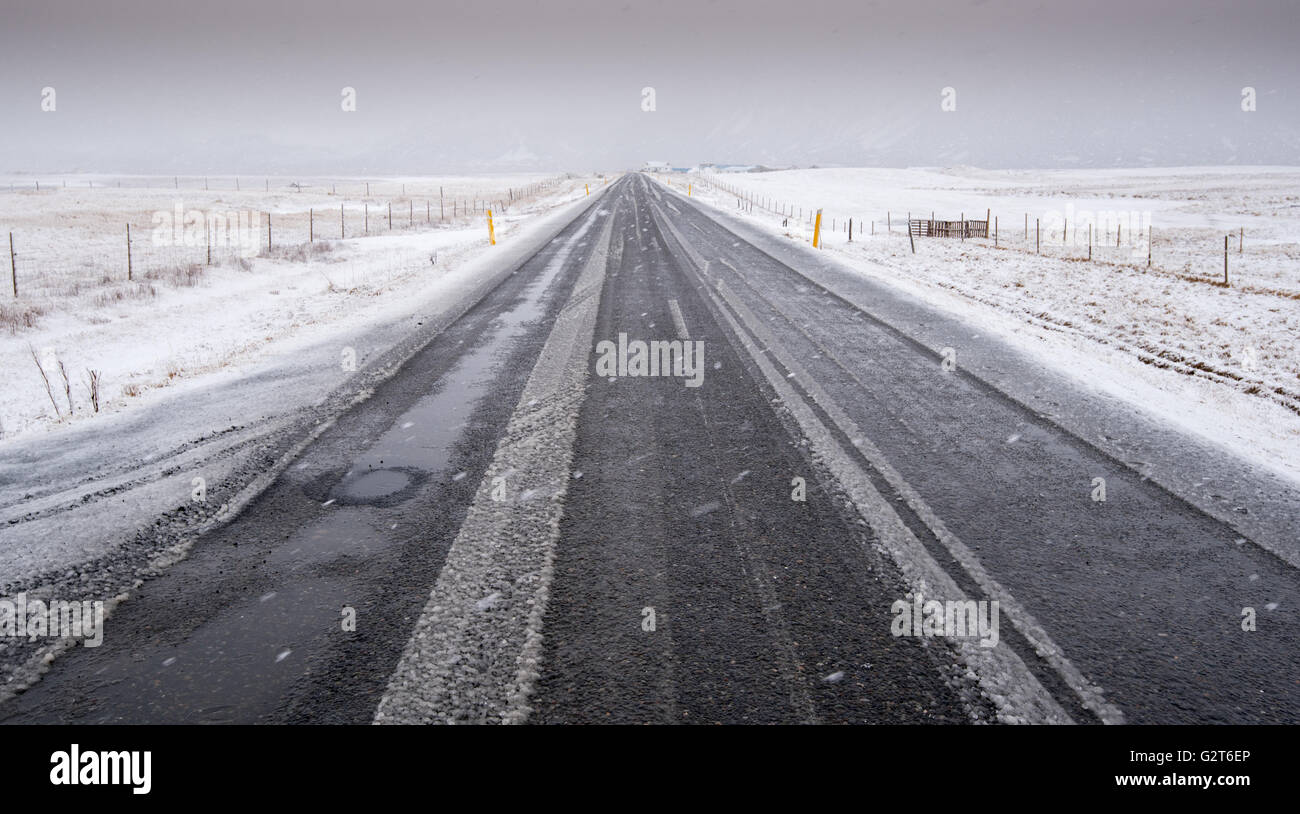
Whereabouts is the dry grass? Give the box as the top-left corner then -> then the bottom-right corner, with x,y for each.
0,302 -> 45,333
263,240 -> 336,263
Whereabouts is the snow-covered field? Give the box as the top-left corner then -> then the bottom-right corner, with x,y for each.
671,166 -> 1300,484
0,173 -> 601,440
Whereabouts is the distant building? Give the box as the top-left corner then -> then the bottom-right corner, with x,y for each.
641,161 -> 671,172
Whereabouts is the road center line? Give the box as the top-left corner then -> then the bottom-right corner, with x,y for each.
667,298 -> 690,340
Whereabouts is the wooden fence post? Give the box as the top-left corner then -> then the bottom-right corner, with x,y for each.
9,232 -> 16,297
126,224 -> 133,280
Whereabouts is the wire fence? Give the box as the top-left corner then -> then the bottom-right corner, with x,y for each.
687,172 -> 1300,300
1,174 -> 583,328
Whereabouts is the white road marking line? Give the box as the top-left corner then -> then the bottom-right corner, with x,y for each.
374,208 -> 615,725
667,298 -> 690,340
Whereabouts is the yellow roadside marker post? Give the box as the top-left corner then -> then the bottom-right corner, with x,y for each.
585,184 -> 590,196
487,209 -> 496,245
813,209 -> 823,248
688,183 -> 692,196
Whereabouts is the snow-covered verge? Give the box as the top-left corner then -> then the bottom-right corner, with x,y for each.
0,174 -> 601,441
667,167 -> 1300,485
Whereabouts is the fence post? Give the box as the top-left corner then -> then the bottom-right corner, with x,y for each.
995,216 -> 998,247
1239,227 -> 1243,254
1088,224 -> 1092,260
848,218 -> 853,242
365,204 -> 369,234
310,208 -> 314,243
388,202 -> 392,229
9,232 -> 16,297
440,187 -> 444,220
1148,226 -> 1152,268
1224,235 -> 1229,285
1036,218 -> 1040,254
267,213 -> 272,251
341,204 -> 344,238
908,220 -> 916,254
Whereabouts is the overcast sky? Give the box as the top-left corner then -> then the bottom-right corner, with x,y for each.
1,0 -> 1296,173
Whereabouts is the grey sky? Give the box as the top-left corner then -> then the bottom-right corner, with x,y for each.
1,0 -> 1296,173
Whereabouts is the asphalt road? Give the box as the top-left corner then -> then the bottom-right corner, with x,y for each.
3,174 -> 1297,724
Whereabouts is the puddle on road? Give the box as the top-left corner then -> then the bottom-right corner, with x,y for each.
339,468 -> 412,500
333,218 -> 597,503
114,574 -> 348,724
270,511 -> 381,568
